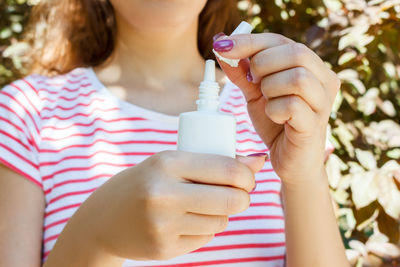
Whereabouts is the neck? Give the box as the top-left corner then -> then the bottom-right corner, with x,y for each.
96,14 -> 205,91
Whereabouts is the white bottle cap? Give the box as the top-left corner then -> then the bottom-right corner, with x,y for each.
213,21 -> 253,67
231,21 -> 253,36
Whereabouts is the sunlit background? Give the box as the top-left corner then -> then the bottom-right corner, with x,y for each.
1,0 -> 399,266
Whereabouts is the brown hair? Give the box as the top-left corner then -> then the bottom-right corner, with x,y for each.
25,0 -> 240,76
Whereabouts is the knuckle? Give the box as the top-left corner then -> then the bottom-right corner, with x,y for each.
144,183 -> 165,208
291,67 -> 309,91
152,219 -> 169,238
274,33 -> 291,44
248,34 -> 257,51
225,192 -> 237,214
148,224 -> 173,260
287,96 -> 301,114
223,160 -> 243,187
264,101 -> 270,116
260,78 -> 271,98
250,53 -> 263,77
290,42 -> 308,63
152,150 -> 176,172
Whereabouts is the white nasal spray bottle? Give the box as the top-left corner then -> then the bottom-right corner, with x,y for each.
177,60 -> 236,158
213,21 -> 254,67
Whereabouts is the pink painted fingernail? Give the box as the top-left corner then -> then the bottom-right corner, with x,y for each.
213,39 -> 234,52
213,32 -> 226,42
246,70 -> 253,82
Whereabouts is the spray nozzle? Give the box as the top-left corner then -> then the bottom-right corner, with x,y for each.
203,59 -> 216,82
196,59 -> 220,111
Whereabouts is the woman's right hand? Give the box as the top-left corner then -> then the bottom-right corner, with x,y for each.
45,150 -> 266,265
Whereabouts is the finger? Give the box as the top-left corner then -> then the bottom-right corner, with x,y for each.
179,213 -> 229,235
215,34 -> 290,104
235,154 -> 266,174
216,56 -> 264,104
264,95 -> 319,133
249,42 -> 338,97
215,33 -> 294,60
154,150 -> 255,192
179,182 -> 250,215
260,67 -> 328,113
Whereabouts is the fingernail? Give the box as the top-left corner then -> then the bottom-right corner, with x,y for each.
213,32 -> 226,42
248,153 -> 267,157
246,70 -> 253,82
213,39 -> 234,52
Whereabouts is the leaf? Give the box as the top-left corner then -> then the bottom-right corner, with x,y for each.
351,171 -> 379,209
338,51 -> 357,65
332,189 -> 350,205
338,27 -> 374,51
0,28 -> 12,39
377,172 -> 400,219
387,148 -> 400,159
383,62 -> 397,78
323,0 -> 343,12
326,154 -> 347,188
333,123 -> 355,157
355,149 -> 377,170
367,242 -> 400,259
349,240 -> 368,257
366,227 -> 400,259
337,69 -> 358,80
346,249 -> 361,265
379,100 -> 396,117
337,208 -> 357,231
357,88 -> 379,115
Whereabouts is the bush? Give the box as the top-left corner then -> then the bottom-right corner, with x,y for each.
1,0 -> 400,266
0,0 -> 32,86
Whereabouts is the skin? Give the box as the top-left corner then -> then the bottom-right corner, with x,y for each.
0,0 -> 349,267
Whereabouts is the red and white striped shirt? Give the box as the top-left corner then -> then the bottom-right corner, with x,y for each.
0,67 -> 286,266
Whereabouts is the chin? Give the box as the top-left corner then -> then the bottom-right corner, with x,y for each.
110,0 -> 207,32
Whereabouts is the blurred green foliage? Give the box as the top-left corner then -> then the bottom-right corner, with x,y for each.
0,0 -> 32,86
1,0 -> 400,266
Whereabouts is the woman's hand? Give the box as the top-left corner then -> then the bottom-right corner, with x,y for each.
45,150 -> 265,265
214,33 -> 341,186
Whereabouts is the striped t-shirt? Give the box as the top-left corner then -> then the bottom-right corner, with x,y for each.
0,67 -> 286,266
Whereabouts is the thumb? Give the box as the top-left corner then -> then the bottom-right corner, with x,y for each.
216,57 -> 263,104
236,153 -> 268,174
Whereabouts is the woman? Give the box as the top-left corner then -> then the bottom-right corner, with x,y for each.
0,0 -> 349,266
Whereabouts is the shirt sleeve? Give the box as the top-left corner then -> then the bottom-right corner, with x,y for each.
0,77 -> 42,188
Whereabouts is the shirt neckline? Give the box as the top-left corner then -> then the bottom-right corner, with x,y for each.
86,67 -> 232,125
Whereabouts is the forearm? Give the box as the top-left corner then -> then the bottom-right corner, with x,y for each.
43,203 -> 123,267
282,168 -> 349,267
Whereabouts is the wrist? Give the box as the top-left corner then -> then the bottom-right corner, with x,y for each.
281,165 -> 329,192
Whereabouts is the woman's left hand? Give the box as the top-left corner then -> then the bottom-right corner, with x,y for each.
213,33 -> 341,186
